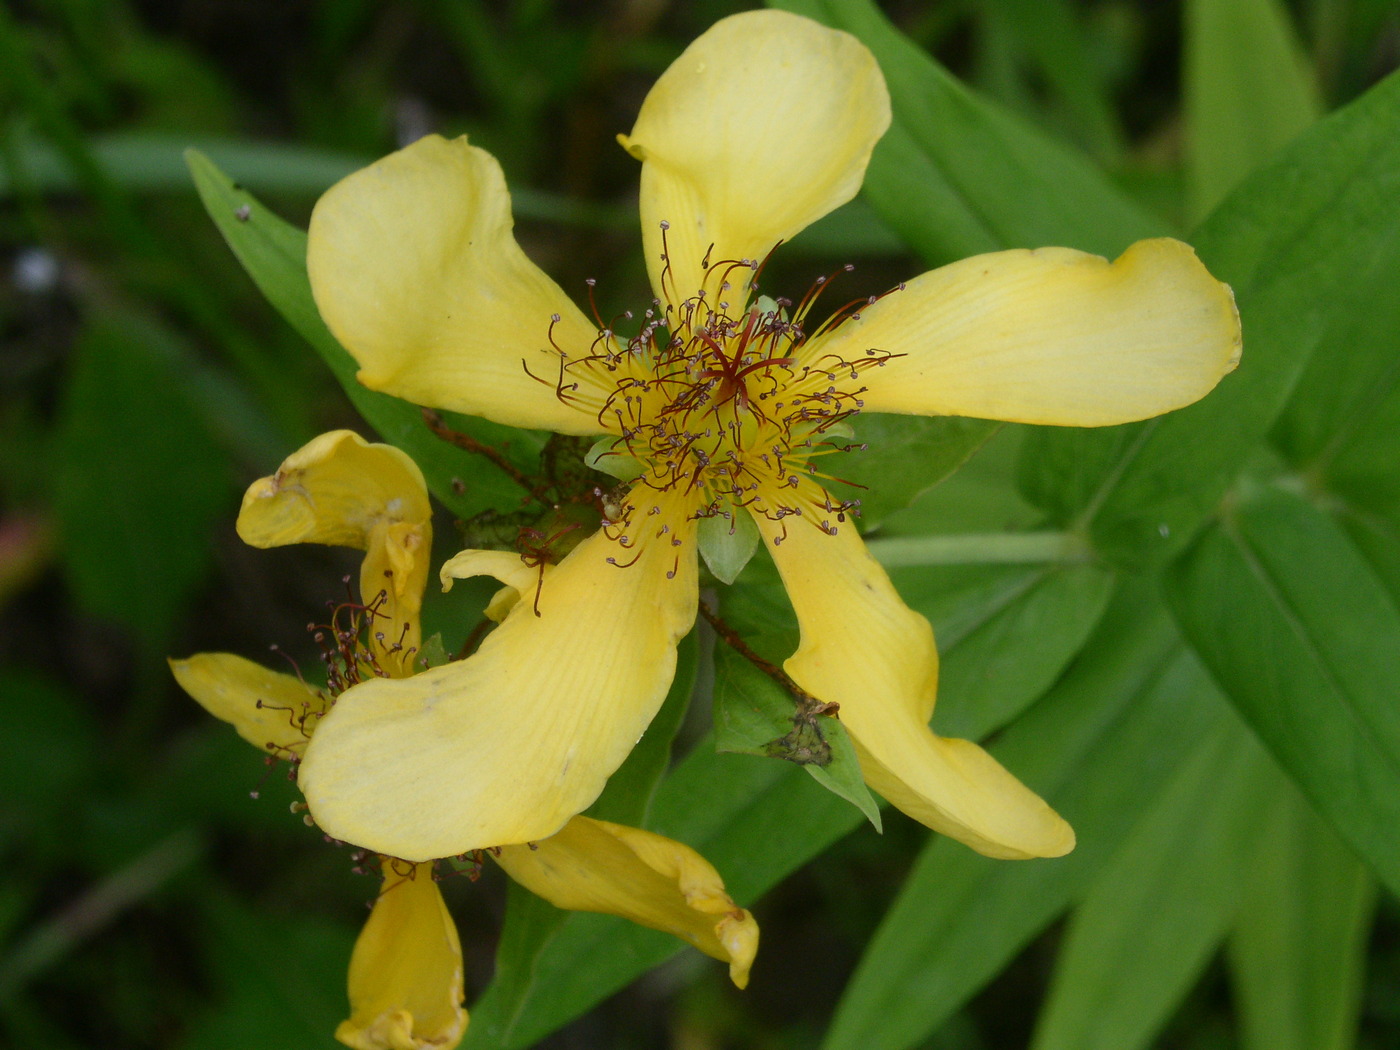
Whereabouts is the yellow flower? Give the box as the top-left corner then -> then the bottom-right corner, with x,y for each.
171,431 -> 758,1050
297,10 -> 1241,864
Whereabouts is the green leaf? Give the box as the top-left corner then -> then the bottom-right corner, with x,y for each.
184,149 -> 544,516
975,0 -> 1125,163
822,594 -> 1227,1050
1184,0 -> 1322,222
53,318 -> 232,653
844,415 -> 1000,529
1022,68 -> 1400,568
804,719 -> 882,833
1166,487 -> 1400,896
772,0 -> 1166,264
1227,784 -> 1377,1050
1029,719 -> 1269,1050
712,642 -> 882,831
1338,507 -> 1400,608
900,562 -> 1115,740
1267,210 -> 1400,521
463,879 -> 570,1050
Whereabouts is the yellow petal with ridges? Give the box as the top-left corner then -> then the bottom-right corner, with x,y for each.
495,816 -> 758,989
168,653 -> 324,756
752,484 -> 1074,860
298,488 -> 699,861
622,10 -> 890,306
237,430 -> 432,673
308,134 -> 602,435
439,548 -> 542,623
335,862 -> 467,1050
808,238 -> 1241,426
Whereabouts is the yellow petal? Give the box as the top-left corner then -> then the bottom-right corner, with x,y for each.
495,816 -> 758,989
237,430 -> 433,672
298,488 -> 699,861
308,134 -> 602,435
808,239 -> 1241,426
335,862 -> 467,1050
621,10 -> 890,306
168,653 -> 324,756
751,486 -> 1074,859
439,548 -> 541,623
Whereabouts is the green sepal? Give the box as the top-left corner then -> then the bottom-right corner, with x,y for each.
584,437 -> 645,482
713,640 -> 882,832
417,632 -> 450,670
698,508 -> 761,585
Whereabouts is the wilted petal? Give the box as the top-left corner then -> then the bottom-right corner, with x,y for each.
335,862 -> 467,1050
237,430 -> 432,672
168,652 -> 324,756
495,816 -> 758,988
298,489 -> 699,862
621,10 -> 889,305
751,486 -> 1074,859
809,239 -> 1241,426
308,134 -> 602,435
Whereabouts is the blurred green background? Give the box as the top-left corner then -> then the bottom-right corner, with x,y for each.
4,1 -> 1400,1048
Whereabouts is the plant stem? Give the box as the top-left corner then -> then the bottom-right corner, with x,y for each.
863,530 -> 1090,568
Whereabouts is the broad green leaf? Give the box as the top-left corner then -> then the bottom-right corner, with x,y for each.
53,318 -> 231,653
878,423 -> 1041,536
1166,487 -> 1400,896
901,562 -> 1115,740
1022,68 -> 1400,568
185,149 -> 544,516
976,0 -> 1125,163
1339,506 -> 1400,608
1030,718 -> 1268,1050
712,642 -> 882,831
1227,783 -> 1377,1050
1302,373 -> 1400,525
1269,232 -> 1400,504
844,415 -> 1000,529
771,0 -> 1165,265
1184,0 -> 1321,222
822,595 -> 1227,1050
464,879 -> 569,1050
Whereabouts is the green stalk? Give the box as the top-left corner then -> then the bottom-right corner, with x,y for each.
865,530 -> 1090,568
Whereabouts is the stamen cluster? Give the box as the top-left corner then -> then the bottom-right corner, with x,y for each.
536,243 -> 904,543
258,578 -> 409,760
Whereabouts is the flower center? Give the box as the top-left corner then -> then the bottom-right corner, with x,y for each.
531,244 -> 904,541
